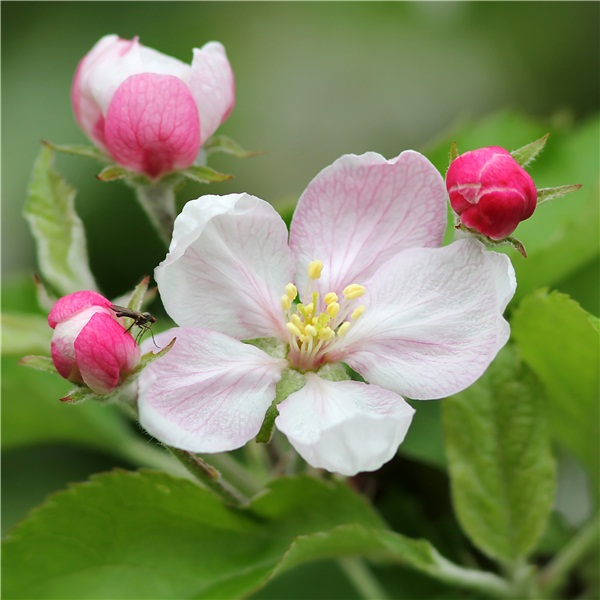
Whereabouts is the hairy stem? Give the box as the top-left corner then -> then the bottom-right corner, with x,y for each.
133,180 -> 177,246
538,513 -> 600,596
165,445 -> 248,507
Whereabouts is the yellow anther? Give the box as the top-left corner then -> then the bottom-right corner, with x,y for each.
281,295 -> 292,311
343,284 -> 366,300
337,321 -> 352,337
320,327 -> 335,341
307,260 -> 324,280
286,322 -> 303,338
305,324 -> 317,337
351,305 -> 365,320
304,302 -> 315,316
324,292 -> 338,305
285,283 -> 298,300
327,302 -> 340,319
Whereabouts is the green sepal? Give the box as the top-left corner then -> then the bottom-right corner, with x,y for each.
317,362 -> 351,382
112,276 -> 153,314
96,165 -> 129,182
24,145 -> 98,295
180,164 -> 234,183
255,369 -> 306,444
449,141 -> 459,165
130,337 -> 177,377
43,338 -> 176,405
455,223 -> 527,257
42,140 -> 110,164
510,133 -> 549,167
203,134 -> 263,159
536,184 -> 582,206
19,355 -> 56,374
244,337 -> 287,359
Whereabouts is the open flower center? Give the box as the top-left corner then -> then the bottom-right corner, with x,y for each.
281,260 -> 366,371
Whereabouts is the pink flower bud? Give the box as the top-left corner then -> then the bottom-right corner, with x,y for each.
446,146 -> 537,240
71,35 -> 235,179
48,291 -> 140,394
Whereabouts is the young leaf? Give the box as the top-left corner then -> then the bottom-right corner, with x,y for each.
3,471 -> 511,600
24,145 -> 97,295
442,345 -> 556,562
2,313 -> 52,355
511,290 -> 600,485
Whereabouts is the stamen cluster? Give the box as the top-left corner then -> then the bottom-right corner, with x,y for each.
281,260 -> 366,371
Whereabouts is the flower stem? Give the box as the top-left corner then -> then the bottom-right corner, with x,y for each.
337,557 -> 390,600
133,180 -> 177,246
538,513 -> 600,596
164,445 -> 248,507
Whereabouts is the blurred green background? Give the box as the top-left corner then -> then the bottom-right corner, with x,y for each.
2,3 -> 599,596
2,1 -> 599,294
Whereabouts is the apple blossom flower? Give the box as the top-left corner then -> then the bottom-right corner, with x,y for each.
49,290 -> 140,394
138,151 -> 516,476
446,146 -> 537,240
72,35 -> 235,179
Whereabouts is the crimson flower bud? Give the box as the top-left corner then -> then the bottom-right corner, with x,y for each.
446,146 -> 537,240
48,291 -> 140,395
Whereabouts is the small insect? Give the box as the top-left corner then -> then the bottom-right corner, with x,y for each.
110,304 -> 158,346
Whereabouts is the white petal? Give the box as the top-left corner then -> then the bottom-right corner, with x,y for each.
187,42 -> 235,145
276,373 -> 415,476
289,151 -> 446,297
330,239 -> 516,399
155,193 -> 294,340
138,328 -> 287,453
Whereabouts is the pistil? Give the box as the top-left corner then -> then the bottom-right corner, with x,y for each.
281,261 -> 366,371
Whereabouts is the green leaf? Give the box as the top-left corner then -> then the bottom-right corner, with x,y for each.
203,135 -> 263,158
181,164 -> 234,183
442,346 -> 556,562
3,471 -> 510,600
511,289 -> 600,485
24,145 -> 97,295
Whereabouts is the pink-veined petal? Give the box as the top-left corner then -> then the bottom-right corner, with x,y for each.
48,290 -> 111,328
187,42 -> 235,145
155,193 -> 293,340
329,239 -> 516,399
72,35 -> 191,148
138,328 -> 287,453
276,374 -> 415,476
104,73 -> 200,178
290,151 -> 447,297
74,312 -> 140,394
50,305 -> 115,381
